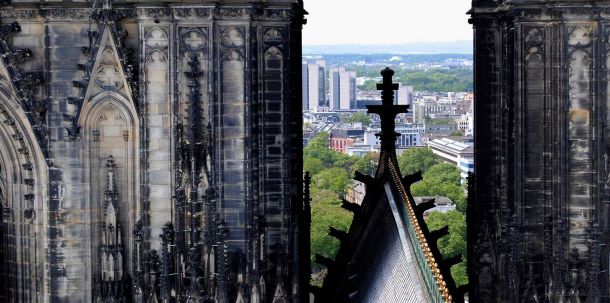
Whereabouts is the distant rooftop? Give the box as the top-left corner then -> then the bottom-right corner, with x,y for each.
428,137 -> 472,153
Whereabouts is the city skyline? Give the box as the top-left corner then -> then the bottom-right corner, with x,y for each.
303,0 -> 472,46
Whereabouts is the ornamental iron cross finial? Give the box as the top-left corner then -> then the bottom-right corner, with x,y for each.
377,67 -> 399,106
367,67 -> 408,156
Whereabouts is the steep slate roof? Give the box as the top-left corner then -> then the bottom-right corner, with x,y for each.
314,68 -> 467,303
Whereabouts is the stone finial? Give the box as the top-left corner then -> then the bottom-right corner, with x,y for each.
103,0 -> 112,10
106,155 -> 116,191
377,67 -> 398,105
366,67 -> 408,157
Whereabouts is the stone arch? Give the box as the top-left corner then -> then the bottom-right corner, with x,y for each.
221,27 -> 244,48
180,27 -> 206,52
78,91 -> 139,285
265,46 -> 283,61
0,79 -> 48,302
145,50 -> 168,89
264,28 -> 283,44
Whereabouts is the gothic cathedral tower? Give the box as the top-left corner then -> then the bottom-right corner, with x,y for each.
0,1 -> 306,302
470,1 -> 610,302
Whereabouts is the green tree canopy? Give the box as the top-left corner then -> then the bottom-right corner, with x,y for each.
304,132 -> 358,171
304,131 -> 469,287
394,69 -> 473,92
358,79 -> 377,91
304,132 -> 334,165
312,167 -> 350,196
350,152 -> 379,176
304,157 -> 325,176
425,210 -> 468,286
411,162 -> 466,213
310,188 -> 353,273
352,66 -> 473,92
304,121 -> 312,131
450,131 -> 463,137
397,148 -> 440,176
424,162 -> 461,185
411,181 -> 466,213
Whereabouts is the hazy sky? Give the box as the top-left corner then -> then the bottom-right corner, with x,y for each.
302,0 -> 472,45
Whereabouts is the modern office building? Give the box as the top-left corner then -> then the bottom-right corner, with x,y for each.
302,60 -> 309,111
365,123 -> 425,147
413,100 -> 455,123
427,138 -> 474,185
396,85 -> 414,107
303,60 -> 326,111
455,112 -> 473,137
329,67 -> 356,110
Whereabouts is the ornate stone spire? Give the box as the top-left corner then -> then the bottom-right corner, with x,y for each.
272,281 -> 288,303
102,0 -> 112,10
250,282 -> 261,303
99,155 -> 125,301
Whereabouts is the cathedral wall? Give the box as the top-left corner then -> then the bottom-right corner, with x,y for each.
218,24 -> 248,253
0,2 -> 304,302
471,4 -> 610,302
259,25 -> 291,275
141,24 -> 172,251
43,20 -> 94,301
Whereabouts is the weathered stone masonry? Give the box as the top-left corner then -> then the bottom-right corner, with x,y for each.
0,1 -> 306,302
470,1 -> 610,302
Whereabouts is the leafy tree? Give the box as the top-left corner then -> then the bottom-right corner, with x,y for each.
310,188 -> 353,274
338,113 -> 352,124
395,69 -> 473,92
411,162 -> 466,213
450,131 -> 463,137
312,168 -> 350,196
331,153 -> 359,173
304,132 -> 335,166
304,132 -> 358,171
347,112 -> 371,126
411,181 -> 466,213
304,131 -> 470,287
350,152 -> 379,176
425,210 -> 468,286
304,121 -> 312,131
358,79 -> 377,91
304,157 -> 325,176
397,148 -> 440,175
350,65 -> 473,92
424,163 -> 461,185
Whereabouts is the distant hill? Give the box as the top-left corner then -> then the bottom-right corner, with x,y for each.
303,40 -> 473,55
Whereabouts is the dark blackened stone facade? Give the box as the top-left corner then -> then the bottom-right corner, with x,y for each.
0,0 -> 307,302
470,0 -> 610,301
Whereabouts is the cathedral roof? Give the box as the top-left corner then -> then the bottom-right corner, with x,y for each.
314,69 -> 466,303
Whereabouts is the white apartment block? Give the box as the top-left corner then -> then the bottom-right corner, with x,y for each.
427,138 -> 474,185
303,59 -> 326,111
365,123 -> 426,147
329,67 -> 356,110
